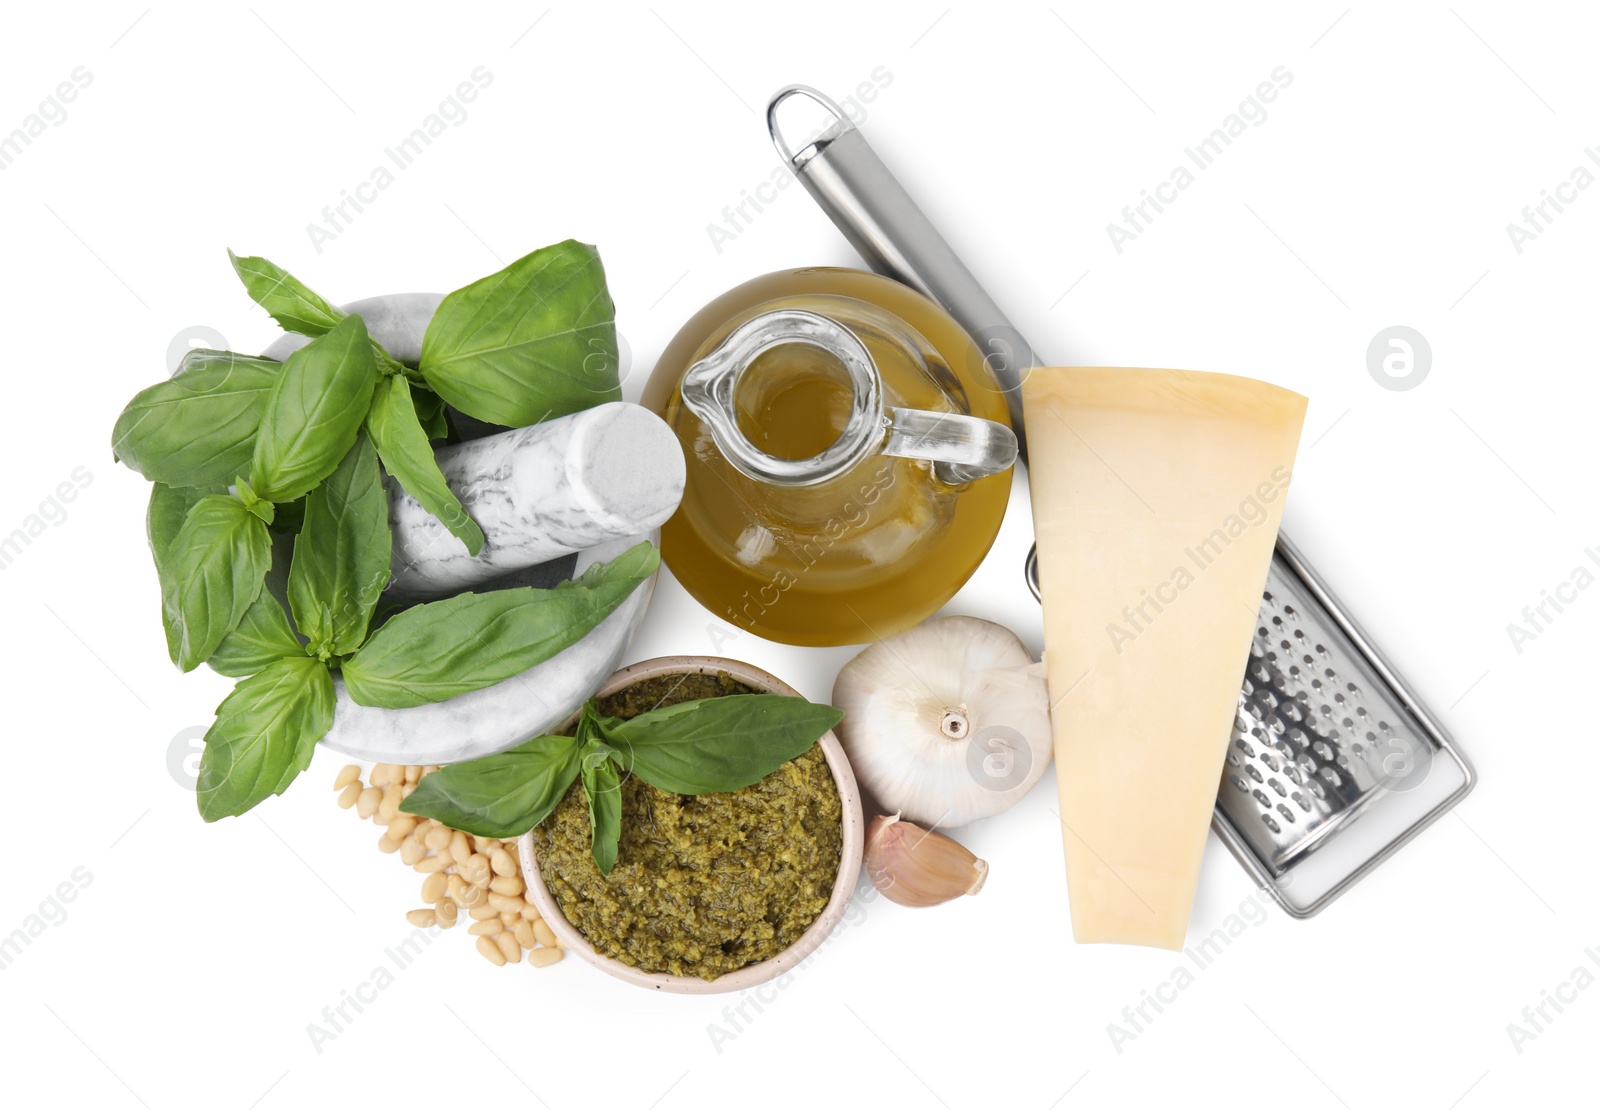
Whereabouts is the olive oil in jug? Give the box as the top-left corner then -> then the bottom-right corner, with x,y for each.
641,268 -> 1016,646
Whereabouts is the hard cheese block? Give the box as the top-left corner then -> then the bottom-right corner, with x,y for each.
1024,368 -> 1307,949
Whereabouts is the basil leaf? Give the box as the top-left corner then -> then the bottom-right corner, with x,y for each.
229,250 -> 405,376
113,351 -> 278,487
340,541 -> 658,708
251,314 -> 377,503
400,735 -> 583,838
196,655 -> 334,821
288,432 -> 391,657
209,590 -> 303,677
366,374 -> 485,556
608,695 -> 844,795
148,483 -> 224,664
412,386 -> 451,440
162,494 -> 273,671
582,759 -> 623,876
419,240 -> 621,426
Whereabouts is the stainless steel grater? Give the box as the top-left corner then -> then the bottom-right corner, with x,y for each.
768,85 -> 1476,917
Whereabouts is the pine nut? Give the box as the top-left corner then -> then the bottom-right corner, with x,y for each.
415,855 -> 450,875
357,786 -> 382,819
476,937 -> 505,966
378,834 -> 402,854
472,835 -> 493,854
532,918 -> 556,948
406,908 -> 436,928
489,875 -> 523,897
494,931 -> 521,964
450,833 -> 472,865
488,893 -> 521,914
333,764 -> 360,791
511,920 -> 536,950
376,788 -> 402,825
401,782 -> 417,797
385,816 -> 418,841
338,781 -> 363,810
422,765 -> 441,775
489,849 -> 518,877
521,903 -> 540,921
399,835 -> 426,865
469,903 -> 498,921
435,900 -> 458,929
446,874 -> 473,907
404,765 -> 421,783
420,872 -> 447,904
527,947 -> 563,968
371,764 -> 397,788
426,826 -> 453,852
462,859 -> 491,888
468,918 -> 503,937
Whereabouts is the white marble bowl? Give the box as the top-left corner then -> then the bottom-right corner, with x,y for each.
262,294 -> 658,764
519,656 -> 865,994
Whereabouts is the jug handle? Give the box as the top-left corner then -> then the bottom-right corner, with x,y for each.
883,407 -> 1017,486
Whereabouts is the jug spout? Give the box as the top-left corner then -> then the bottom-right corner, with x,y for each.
681,308 -> 1016,488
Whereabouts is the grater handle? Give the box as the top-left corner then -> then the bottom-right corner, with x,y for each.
769,85 -> 1037,461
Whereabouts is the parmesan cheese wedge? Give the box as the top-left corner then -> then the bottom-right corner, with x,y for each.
1024,368 -> 1307,949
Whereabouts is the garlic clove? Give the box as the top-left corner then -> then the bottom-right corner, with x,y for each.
863,814 -> 989,908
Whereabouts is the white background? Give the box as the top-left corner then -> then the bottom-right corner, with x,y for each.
1,2 -> 1593,1115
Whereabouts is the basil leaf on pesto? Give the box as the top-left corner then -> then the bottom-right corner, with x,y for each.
399,734 -> 584,839
608,695 -> 844,795
581,759 -> 623,876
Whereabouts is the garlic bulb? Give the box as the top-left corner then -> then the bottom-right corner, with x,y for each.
864,815 -> 988,907
832,616 -> 1051,827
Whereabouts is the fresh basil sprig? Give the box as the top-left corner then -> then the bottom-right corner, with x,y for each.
401,692 -> 845,876
208,591 -> 303,678
419,240 -> 621,426
197,654 -> 335,821
228,250 -> 404,377
340,542 -> 658,708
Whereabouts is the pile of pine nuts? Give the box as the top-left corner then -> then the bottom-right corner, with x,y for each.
334,763 -> 564,969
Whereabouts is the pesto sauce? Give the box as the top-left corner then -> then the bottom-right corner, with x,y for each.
531,672 -> 843,981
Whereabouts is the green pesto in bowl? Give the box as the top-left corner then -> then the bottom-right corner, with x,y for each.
529,672 -> 843,981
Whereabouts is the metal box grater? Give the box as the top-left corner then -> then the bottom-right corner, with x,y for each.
770,84 -> 1477,917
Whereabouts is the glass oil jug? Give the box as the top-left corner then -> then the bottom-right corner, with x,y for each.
641,267 -> 1017,646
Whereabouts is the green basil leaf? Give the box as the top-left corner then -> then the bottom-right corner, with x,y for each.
400,735 -> 583,838
113,351 -> 278,487
412,385 -> 451,440
208,590 -> 303,677
233,476 -> 275,525
251,314 -> 377,503
582,758 -> 623,876
148,483 -> 224,664
340,541 -> 658,708
608,695 -> 844,795
228,250 -> 405,376
288,432 -> 391,657
228,251 -> 346,337
419,240 -> 621,426
366,374 -> 485,556
162,494 -> 273,671
196,655 -> 335,821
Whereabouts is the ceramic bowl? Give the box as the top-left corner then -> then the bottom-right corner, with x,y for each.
262,294 -> 658,765
519,656 -> 864,994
